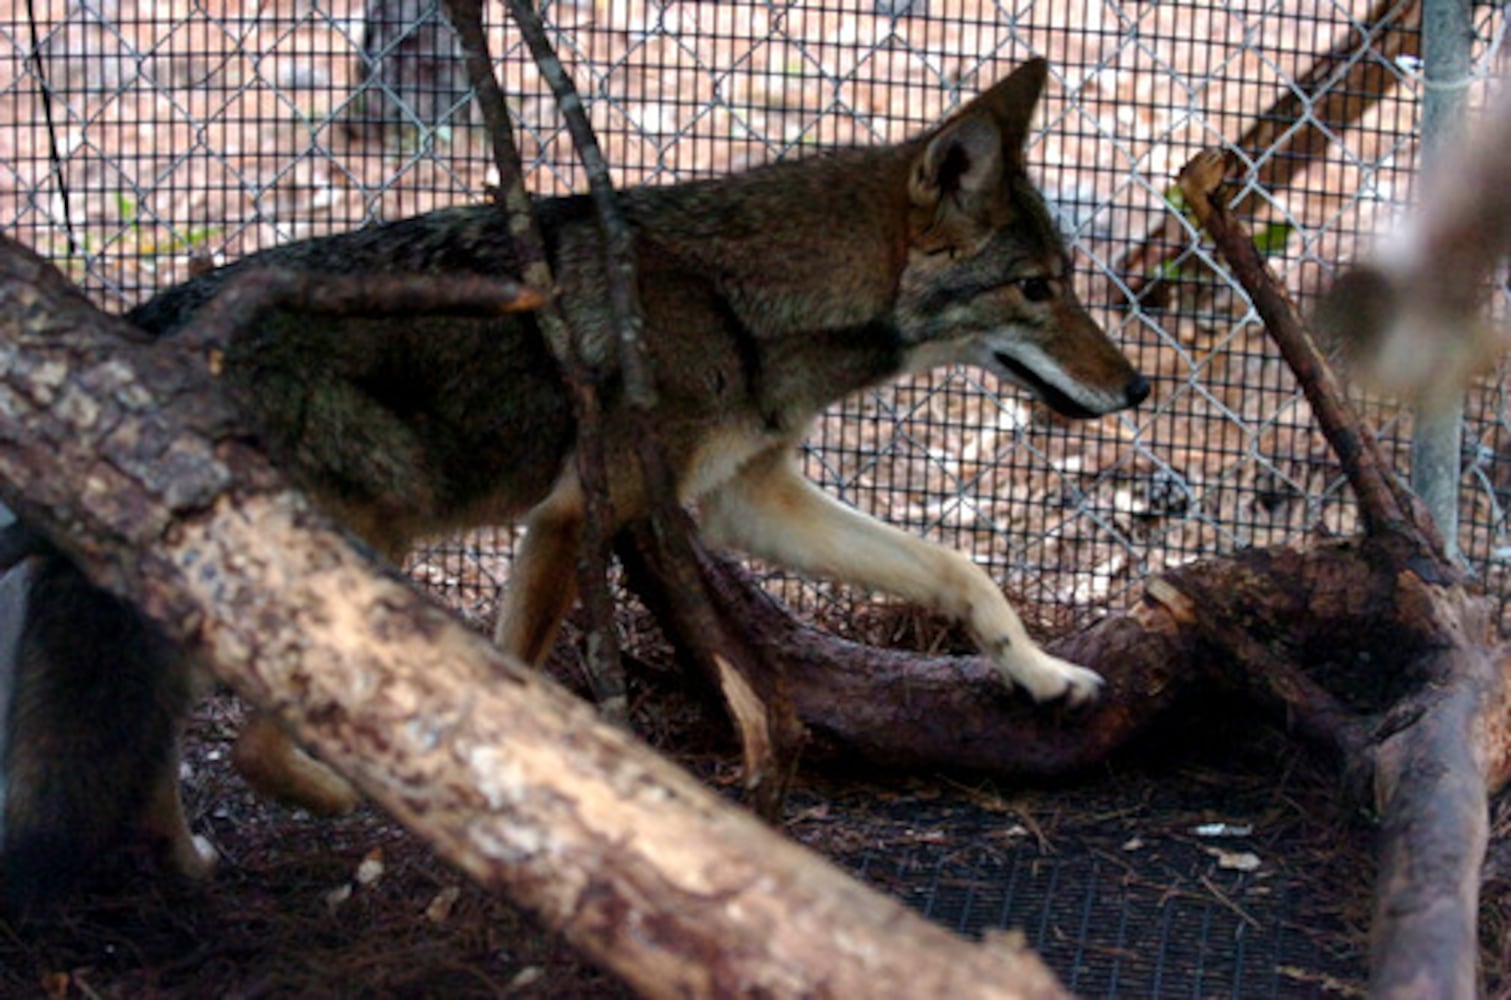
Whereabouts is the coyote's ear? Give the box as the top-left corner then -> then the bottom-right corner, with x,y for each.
908,58 -> 1047,224
909,112 -> 1005,212
969,57 -> 1049,158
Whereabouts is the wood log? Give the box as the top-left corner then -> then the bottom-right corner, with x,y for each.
626,540 -> 1193,775
1175,146 -> 1510,998
0,232 -> 1074,997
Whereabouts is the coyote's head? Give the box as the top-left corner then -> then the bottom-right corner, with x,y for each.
896,59 -> 1148,419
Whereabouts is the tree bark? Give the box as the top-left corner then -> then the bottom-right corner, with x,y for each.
626,538 -> 1192,775
0,234 -> 1073,997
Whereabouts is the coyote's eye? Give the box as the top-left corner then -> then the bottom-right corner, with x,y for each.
1017,277 -> 1054,302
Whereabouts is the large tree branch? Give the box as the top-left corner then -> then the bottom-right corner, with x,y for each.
628,541 -> 1193,774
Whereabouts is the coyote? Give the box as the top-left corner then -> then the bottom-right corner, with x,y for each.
2,58 -> 1147,905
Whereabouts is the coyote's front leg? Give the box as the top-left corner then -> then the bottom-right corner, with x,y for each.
700,450 -> 1103,704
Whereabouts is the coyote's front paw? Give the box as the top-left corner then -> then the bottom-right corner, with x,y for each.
990,641 -> 1104,706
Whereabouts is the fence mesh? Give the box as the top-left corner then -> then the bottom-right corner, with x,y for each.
1,0 -> 1508,640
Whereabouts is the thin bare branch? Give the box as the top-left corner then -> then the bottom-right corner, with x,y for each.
173,268 -> 543,352
504,0 -> 808,807
445,0 -> 626,719
1176,149 -> 1435,547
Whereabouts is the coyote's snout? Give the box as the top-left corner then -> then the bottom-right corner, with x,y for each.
4,58 -> 1147,904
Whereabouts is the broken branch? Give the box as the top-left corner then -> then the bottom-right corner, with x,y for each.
446,0 -> 627,718
1176,149 -> 1432,545
504,0 -> 809,809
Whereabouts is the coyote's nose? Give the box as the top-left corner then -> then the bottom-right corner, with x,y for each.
1125,373 -> 1151,407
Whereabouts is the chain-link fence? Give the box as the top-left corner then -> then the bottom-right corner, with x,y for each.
1,0 -> 1507,637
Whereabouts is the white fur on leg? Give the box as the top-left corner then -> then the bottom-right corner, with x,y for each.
972,604 -> 1104,705
701,451 -> 1103,704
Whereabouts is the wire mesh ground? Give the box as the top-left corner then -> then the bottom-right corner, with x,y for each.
2,610 -> 1505,999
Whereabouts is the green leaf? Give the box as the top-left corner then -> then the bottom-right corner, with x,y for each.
178,226 -> 221,248
1163,185 -> 1203,230
1155,258 -> 1185,283
1253,220 -> 1294,256
115,192 -> 139,230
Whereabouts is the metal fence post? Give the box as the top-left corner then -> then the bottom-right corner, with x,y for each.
1410,0 -> 1474,561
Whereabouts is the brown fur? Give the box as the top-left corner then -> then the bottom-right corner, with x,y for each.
2,60 -> 1147,902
